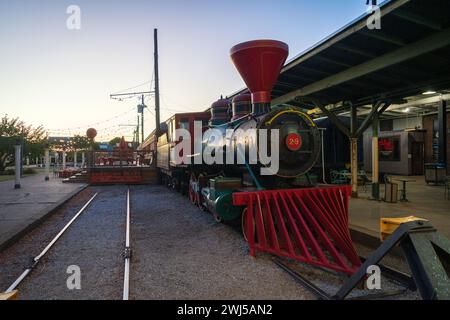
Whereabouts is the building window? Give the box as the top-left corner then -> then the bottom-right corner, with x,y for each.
379,136 -> 401,161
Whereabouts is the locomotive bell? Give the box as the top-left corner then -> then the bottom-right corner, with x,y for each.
230,40 -> 288,115
231,94 -> 251,121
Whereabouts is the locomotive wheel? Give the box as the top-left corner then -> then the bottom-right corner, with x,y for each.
162,175 -> 169,188
241,208 -> 256,242
180,180 -> 187,196
197,173 -> 207,212
213,211 -> 223,223
199,202 -> 208,212
171,177 -> 179,191
188,173 -> 197,205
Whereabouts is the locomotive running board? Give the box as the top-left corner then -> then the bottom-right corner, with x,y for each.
232,186 -> 361,275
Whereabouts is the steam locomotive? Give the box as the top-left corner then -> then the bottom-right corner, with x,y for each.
142,40 -> 322,222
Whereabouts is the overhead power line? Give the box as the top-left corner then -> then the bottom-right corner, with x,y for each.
49,107 -> 136,132
111,80 -> 152,95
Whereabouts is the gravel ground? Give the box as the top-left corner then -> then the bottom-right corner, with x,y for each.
0,184 -> 421,300
129,185 -> 313,300
0,186 -> 128,300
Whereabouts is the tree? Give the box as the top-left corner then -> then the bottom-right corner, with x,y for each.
109,137 -> 122,147
0,115 -> 47,172
71,135 -> 92,151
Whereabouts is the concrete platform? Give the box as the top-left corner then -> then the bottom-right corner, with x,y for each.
349,175 -> 449,244
0,173 -> 87,251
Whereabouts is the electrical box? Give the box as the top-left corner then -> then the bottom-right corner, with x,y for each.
425,163 -> 447,185
384,182 -> 398,203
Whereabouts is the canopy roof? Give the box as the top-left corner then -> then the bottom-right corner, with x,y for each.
230,0 -> 450,111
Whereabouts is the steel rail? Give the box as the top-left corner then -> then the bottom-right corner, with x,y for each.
5,192 -> 99,293
273,258 -> 332,300
274,257 -> 411,300
122,188 -> 131,300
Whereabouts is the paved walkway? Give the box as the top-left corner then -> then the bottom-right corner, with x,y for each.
0,173 -> 87,251
349,175 -> 450,241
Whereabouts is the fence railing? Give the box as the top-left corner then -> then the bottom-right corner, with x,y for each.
88,150 -> 155,168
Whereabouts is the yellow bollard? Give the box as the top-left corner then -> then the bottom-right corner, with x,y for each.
380,216 -> 428,241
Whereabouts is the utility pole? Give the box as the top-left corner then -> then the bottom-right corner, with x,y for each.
154,28 -> 161,136
14,139 -> 21,189
110,90 -> 154,145
110,29 -> 161,146
137,115 -> 140,144
140,94 -> 145,144
137,96 -> 145,144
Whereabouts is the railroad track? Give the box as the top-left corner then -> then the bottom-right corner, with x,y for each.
4,188 -> 133,300
272,257 -> 413,300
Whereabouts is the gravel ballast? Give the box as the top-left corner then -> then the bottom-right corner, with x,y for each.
0,186 -> 127,300
0,184 -> 420,300
129,185 -> 312,300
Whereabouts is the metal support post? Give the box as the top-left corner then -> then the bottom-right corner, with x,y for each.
14,141 -> 21,189
45,147 -> 50,181
438,99 -> 447,167
372,104 -> 380,200
350,104 -> 358,198
62,151 -> 66,170
350,138 -> 359,198
320,128 -> 327,184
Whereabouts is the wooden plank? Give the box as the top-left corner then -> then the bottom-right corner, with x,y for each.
0,290 -> 19,300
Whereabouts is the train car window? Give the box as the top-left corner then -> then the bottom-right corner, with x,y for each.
179,118 -> 190,131
168,119 -> 175,143
167,122 -> 171,143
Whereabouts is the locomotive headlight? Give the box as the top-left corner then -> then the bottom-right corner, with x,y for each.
285,133 -> 302,151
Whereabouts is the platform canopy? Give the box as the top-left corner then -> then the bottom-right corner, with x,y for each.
230,0 -> 450,114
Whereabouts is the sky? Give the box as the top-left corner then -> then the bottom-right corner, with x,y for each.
0,0 -> 369,141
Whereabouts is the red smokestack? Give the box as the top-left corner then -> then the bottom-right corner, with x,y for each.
230,40 -> 289,105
